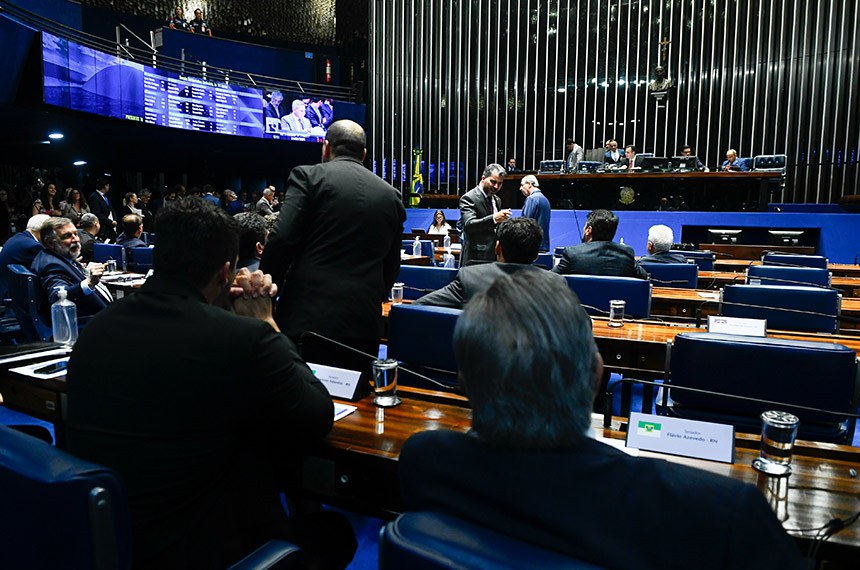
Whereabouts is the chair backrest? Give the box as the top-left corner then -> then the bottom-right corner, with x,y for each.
4,264 -> 51,342
140,232 -> 156,246
533,252 -> 553,270
126,247 -> 154,273
747,265 -> 831,288
720,284 -> 840,334
93,243 -> 125,265
668,332 -> 859,443
401,239 -> 435,259
753,154 -> 787,171
562,275 -> 651,318
640,262 -> 698,289
670,250 -> 715,271
380,511 -> 606,570
395,266 -> 459,301
761,253 -> 828,269
0,424 -> 133,569
387,304 -> 461,388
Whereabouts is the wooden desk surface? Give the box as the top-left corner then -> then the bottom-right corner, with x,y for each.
505,171 -> 783,182
698,270 -> 860,297
715,259 -> 860,278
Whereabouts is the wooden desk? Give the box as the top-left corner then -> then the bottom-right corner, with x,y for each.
715,259 -> 860,278
698,271 -> 860,297
400,255 -> 432,266
701,243 -> 815,258
305,393 -> 860,560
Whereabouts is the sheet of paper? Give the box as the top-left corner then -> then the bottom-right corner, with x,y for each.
333,403 -> 357,422
10,356 -> 70,380
0,347 -> 71,366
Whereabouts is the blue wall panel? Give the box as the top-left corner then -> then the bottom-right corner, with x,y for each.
0,16 -> 37,103
7,0 -> 82,28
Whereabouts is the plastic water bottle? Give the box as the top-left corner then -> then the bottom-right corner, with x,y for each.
443,252 -> 455,268
51,286 -> 77,346
412,236 -> 421,256
443,234 -> 451,249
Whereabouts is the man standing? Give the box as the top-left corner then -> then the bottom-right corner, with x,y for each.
77,213 -> 101,263
31,217 -> 111,319
519,175 -> 550,252
255,187 -> 275,216
88,177 -> 117,241
189,8 -> 212,36
565,138 -> 584,172
260,120 -> 405,387
553,209 -> 647,278
639,224 -> 687,264
66,198 -> 355,569
458,163 -> 512,267
604,139 -> 621,164
400,271 -> 804,570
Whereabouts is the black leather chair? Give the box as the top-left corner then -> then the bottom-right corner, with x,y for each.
387,304 -> 461,388
640,262 -> 698,289
380,511 -> 607,569
4,264 -> 51,342
0,424 -> 304,569
720,284 -> 840,334
667,332 -> 859,443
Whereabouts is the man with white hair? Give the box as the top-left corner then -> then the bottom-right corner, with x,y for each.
255,187 -> 275,216
639,224 -> 687,263
282,99 -> 312,133
0,213 -> 50,297
520,174 -> 551,252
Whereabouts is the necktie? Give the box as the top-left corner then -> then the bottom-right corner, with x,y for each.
486,196 -> 494,216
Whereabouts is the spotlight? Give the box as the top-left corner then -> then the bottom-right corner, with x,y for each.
73,160 -> 87,166
48,132 -> 64,140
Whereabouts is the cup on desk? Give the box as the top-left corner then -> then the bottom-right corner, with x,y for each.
371,358 -> 401,407
608,299 -> 626,327
106,259 -> 117,274
752,410 -> 799,476
391,282 -> 404,305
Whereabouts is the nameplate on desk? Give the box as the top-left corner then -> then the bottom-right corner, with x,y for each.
308,362 -> 362,400
707,315 -> 766,337
626,412 -> 735,464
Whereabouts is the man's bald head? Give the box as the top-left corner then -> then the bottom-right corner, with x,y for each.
324,120 -> 366,160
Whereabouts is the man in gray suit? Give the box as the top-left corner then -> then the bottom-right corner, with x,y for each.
415,218 -> 563,308
458,163 -> 512,266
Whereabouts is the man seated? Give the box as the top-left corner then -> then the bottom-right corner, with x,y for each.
0,213 -> 49,297
31,217 -> 112,320
553,209 -> 647,278
115,214 -> 147,249
77,213 -> 101,263
639,224 -> 687,263
65,198 -> 356,569
619,145 -> 644,170
721,148 -> 748,172
399,271 -> 804,570
234,211 -> 268,272
414,218 -> 562,309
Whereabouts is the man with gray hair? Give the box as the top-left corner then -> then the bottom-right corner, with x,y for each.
77,213 -> 101,263
31,217 -> 111,319
282,99 -> 312,133
223,189 -> 243,215
255,187 -> 275,216
639,224 -> 687,263
0,213 -> 50,297
458,163 -> 512,266
520,174 -> 551,252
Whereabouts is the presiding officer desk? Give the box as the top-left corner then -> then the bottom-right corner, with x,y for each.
714,259 -> 860,278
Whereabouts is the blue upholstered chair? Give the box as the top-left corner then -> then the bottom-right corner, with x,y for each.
395,265 -> 459,301
93,242 -> 125,265
387,304 -> 461,388
0,425 -> 304,570
640,262 -> 698,289
380,511 -> 607,570
667,332 -> 859,443
553,246 -> 566,258
761,253 -> 828,269
533,252 -> 553,270
4,264 -> 51,342
401,239 -> 435,260
746,265 -> 831,288
720,284 -> 840,334
562,275 -> 651,319
126,246 -> 154,273
671,250 -> 715,271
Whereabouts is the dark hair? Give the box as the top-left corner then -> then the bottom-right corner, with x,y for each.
625,145 -> 636,153
496,218 -> 541,264
565,138 -> 574,145
681,145 -> 693,153
430,210 -> 447,229
454,271 -> 597,449
153,197 -> 239,289
234,212 -> 268,261
586,209 -> 619,241
482,163 -> 506,178
95,177 -> 110,192
121,214 -> 142,236
325,120 -> 366,159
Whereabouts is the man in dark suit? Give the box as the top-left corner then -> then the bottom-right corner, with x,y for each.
619,144 -> 645,169
603,139 -> 621,164
0,214 -> 49,297
88,177 -> 117,241
458,163 -> 512,267
65,198 -> 356,569
399,271 -> 804,570
76,213 -> 101,263
115,214 -> 147,249
260,120 -> 405,389
414,218 -> 562,308
639,224 -> 688,263
553,209 -> 647,278
30,217 -> 112,320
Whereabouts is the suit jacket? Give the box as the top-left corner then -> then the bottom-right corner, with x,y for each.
639,250 -> 688,264
116,234 -> 147,249
30,248 -> 112,319
619,154 -> 645,169
225,200 -> 244,215
77,229 -> 99,263
255,197 -> 274,216
566,145 -> 584,171
553,241 -> 648,279
306,105 -> 325,128
400,431 -> 804,570
521,190 -> 551,252
604,150 -> 622,164
260,155 -> 405,343
88,190 -> 117,240
283,114 -> 311,133
65,273 -> 333,568
414,263 -> 562,309
0,230 -> 43,296
458,186 -> 500,267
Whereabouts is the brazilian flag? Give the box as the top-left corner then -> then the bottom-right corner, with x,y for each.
410,149 -> 424,206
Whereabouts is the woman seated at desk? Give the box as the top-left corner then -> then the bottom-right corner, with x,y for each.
428,210 -> 453,234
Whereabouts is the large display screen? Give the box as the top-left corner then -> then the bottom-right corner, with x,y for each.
42,32 -> 363,143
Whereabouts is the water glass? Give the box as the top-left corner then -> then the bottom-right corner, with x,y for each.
106,259 -> 117,274
752,410 -> 799,476
372,358 -> 401,407
608,299 -> 626,327
391,282 -> 404,305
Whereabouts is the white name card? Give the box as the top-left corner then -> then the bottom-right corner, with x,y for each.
707,315 -> 767,337
626,412 -> 735,464
307,362 -> 362,400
